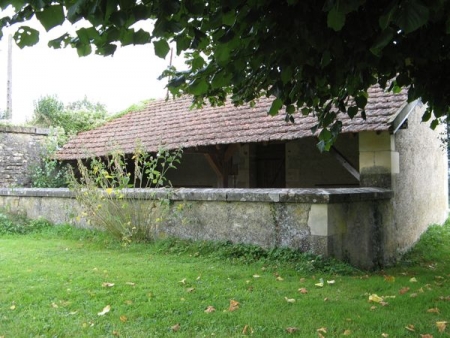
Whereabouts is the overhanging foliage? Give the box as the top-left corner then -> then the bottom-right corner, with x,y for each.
1,0 -> 449,149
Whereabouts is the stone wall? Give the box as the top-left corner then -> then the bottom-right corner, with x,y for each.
0,126 -> 49,187
390,105 -> 448,257
0,187 -> 394,269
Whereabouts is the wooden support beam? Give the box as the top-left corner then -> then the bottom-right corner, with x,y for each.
204,153 -> 224,187
224,143 -> 240,162
330,146 -> 360,181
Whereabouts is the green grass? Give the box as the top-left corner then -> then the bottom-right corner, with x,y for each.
1,214 -> 450,337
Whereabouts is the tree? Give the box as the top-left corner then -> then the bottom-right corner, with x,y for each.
32,95 -> 107,135
2,1 -> 449,149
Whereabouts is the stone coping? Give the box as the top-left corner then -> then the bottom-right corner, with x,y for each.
0,187 -> 393,203
0,125 -> 49,135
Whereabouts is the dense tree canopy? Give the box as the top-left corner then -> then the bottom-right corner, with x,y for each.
32,95 -> 107,135
1,0 -> 449,148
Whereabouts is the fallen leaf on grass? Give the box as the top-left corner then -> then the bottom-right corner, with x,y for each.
369,294 -> 383,303
409,277 -> 418,283
276,276 -> 284,281
436,321 -> 447,333
171,323 -> 180,332
124,300 -> 133,305
285,297 -> 296,303
317,327 -> 327,334
51,302 -> 58,308
286,327 -> 298,333
229,299 -> 239,312
410,293 -> 418,298
427,307 -> 439,313
119,315 -> 127,322
101,282 -> 115,288
204,306 -> 215,313
343,329 -> 351,335
381,333 -> 389,337
438,296 -> 450,301
420,334 -> 433,338
384,275 -> 395,283
405,324 -> 415,332
186,287 -> 195,293
112,330 -> 120,336
242,325 -> 253,335
179,278 -> 186,285
125,282 -> 135,286
98,305 -> 111,316
399,287 -> 410,295
253,274 -> 260,278
298,288 -> 308,294
10,305 -> 16,310
315,278 -> 324,287
327,280 -> 335,285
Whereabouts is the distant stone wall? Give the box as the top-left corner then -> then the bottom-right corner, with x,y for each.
0,126 -> 49,187
0,187 -> 395,269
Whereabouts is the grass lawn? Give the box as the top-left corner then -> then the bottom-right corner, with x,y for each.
0,217 -> 450,337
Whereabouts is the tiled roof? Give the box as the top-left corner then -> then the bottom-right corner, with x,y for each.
57,86 -> 408,160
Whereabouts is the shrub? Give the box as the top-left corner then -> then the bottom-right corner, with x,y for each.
0,212 -> 52,235
29,127 -> 69,188
68,145 -> 182,242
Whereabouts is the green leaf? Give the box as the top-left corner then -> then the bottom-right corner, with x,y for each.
160,0 -> 180,16
96,43 -> 117,56
67,0 -> 87,23
327,7 -> 345,31
175,34 -> 191,55
222,11 -> 235,26
133,29 -> 151,45
421,109 -> 432,122
215,44 -> 231,64
184,0 -> 204,15
394,0 -> 429,33
35,5 -> 65,31
379,1 -> 398,30
430,118 -> 439,129
48,33 -> 70,49
188,78 -> 208,95
268,98 -> 283,116
76,27 -> 99,44
286,104 -> 295,114
13,26 -> 39,48
153,39 -> 170,58
76,42 -> 92,57
347,106 -> 358,118
370,28 -> 394,56
355,93 -> 367,109
281,66 -> 293,84
211,71 -> 231,89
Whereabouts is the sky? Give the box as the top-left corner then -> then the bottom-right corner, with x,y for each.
0,17 -> 185,123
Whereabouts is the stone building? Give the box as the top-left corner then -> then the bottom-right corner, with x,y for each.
55,86 -> 448,268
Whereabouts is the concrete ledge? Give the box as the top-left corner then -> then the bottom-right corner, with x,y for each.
0,187 -> 392,203
0,125 -> 49,135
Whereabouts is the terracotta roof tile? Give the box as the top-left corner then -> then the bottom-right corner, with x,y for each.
57,86 -> 408,160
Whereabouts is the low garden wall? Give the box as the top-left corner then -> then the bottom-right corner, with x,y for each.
0,188 -> 397,268
0,187 -> 394,269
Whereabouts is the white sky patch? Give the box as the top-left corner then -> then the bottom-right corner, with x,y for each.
0,16 -> 186,123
